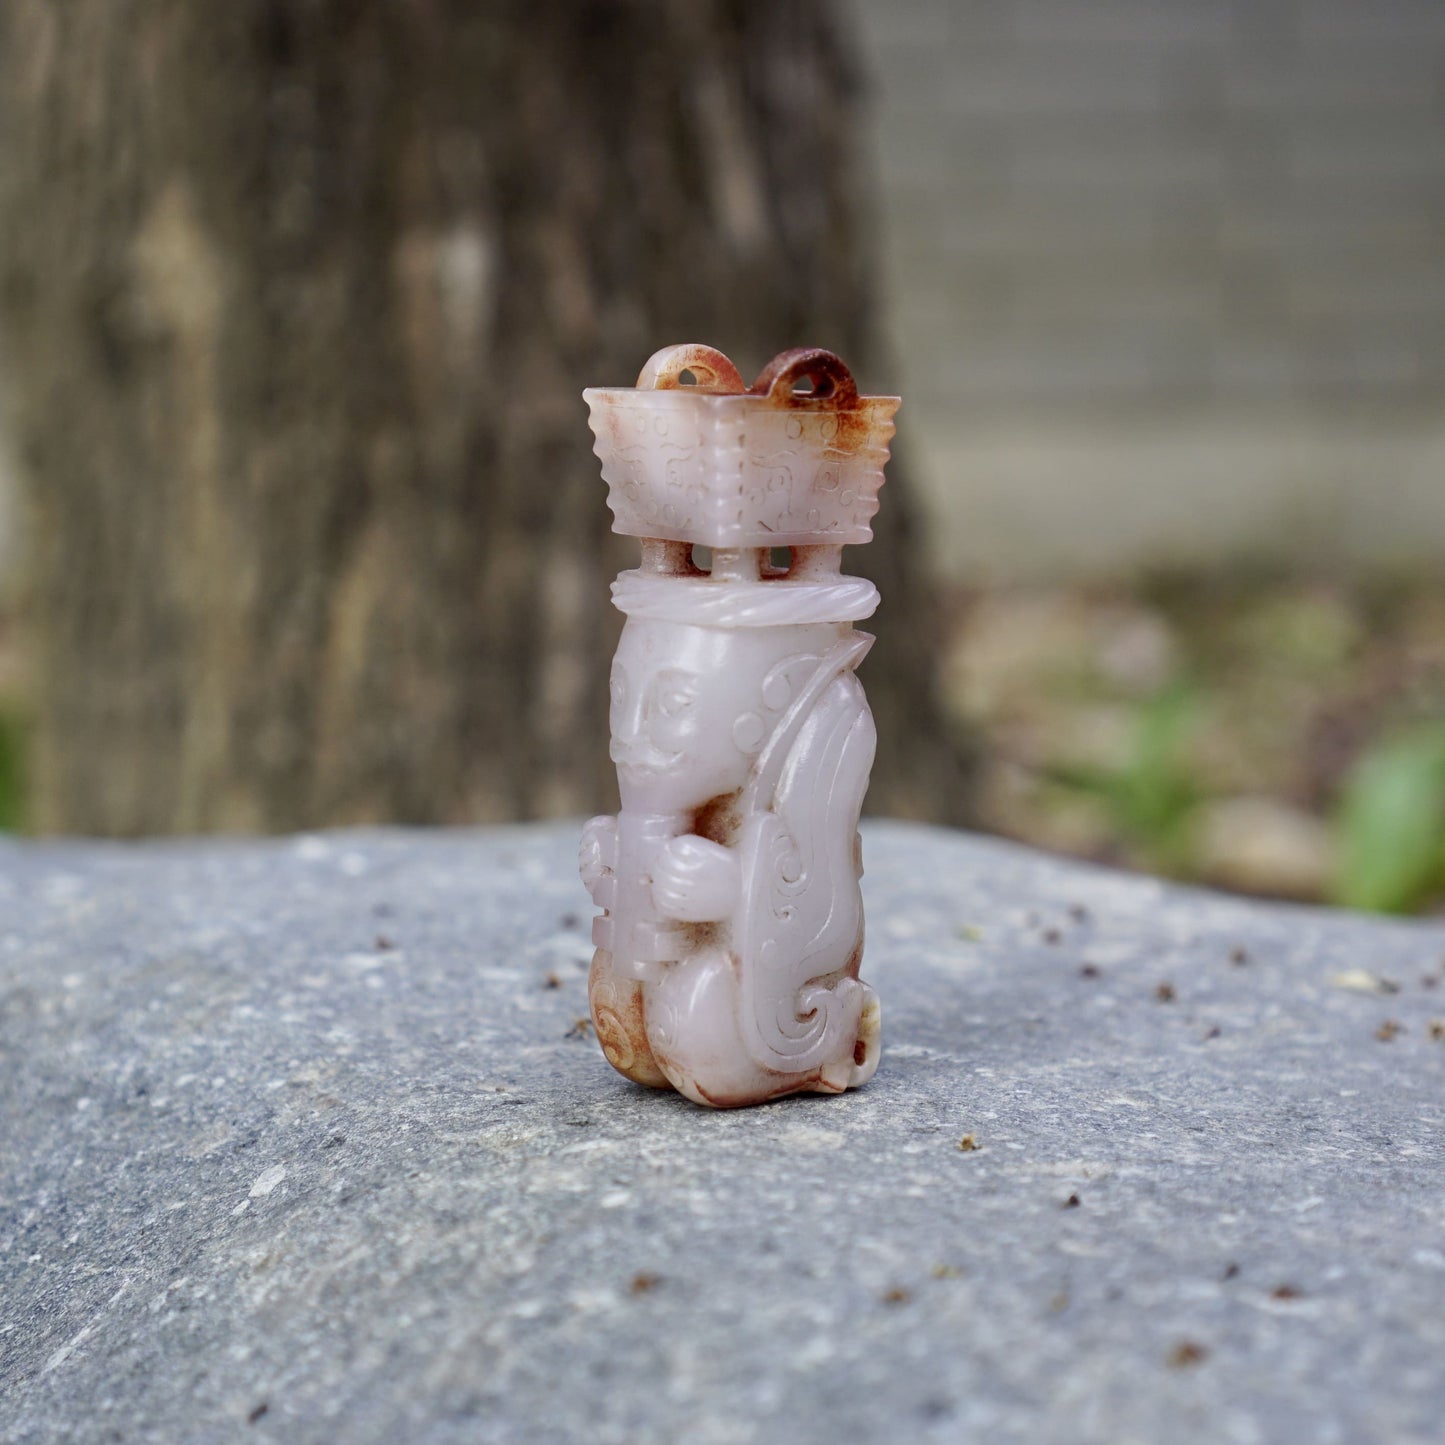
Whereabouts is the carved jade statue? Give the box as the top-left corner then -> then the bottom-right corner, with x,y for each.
579,343 -> 899,1108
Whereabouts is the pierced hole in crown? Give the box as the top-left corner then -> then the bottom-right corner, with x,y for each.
689,544 -> 713,575
791,372 -> 834,399
678,367 -> 698,386
764,546 -> 792,577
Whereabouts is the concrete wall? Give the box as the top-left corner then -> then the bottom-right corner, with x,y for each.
851,0 -> 1445,579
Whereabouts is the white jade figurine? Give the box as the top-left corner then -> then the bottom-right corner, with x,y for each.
579,343 -> 899,1108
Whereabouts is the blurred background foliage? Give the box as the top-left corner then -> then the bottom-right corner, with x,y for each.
0,0 -> 1441,917
942,575 -> 1445,913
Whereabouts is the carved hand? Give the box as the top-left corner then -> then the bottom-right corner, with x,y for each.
578,815 -> 616,902
650,834 -> 741,923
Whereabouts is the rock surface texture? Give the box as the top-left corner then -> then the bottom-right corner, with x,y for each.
2,822 -> 1444,1444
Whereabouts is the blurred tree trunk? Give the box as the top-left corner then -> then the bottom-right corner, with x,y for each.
0,0 -> 972,835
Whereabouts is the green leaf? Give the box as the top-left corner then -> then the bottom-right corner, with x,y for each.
1045,683 -> 1203,874
1334,724 -> 1445,914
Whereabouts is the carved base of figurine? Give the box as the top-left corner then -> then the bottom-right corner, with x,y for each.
588,945 -> 881,1108
587,949 -> 669,1090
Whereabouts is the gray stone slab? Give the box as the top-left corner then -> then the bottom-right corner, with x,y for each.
2,822 -> 1444,1444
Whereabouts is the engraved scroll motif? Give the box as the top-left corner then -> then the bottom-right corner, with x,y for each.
735,673 -> 876,1072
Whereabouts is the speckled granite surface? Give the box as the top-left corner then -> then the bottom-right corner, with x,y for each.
2,822 -> 1443,1444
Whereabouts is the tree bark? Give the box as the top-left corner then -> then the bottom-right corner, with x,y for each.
0,0 -> 973,835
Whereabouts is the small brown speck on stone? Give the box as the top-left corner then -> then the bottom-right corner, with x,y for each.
374,935 -> 395,951
1064,1193 -> 1081,1208
1271,1284 -> 1302,1301
1167,1341 -> 1209,1368
1080,964 -> 1101,979
1222,1262 -> 1240,1281
882,1286 -> 912,1305
630,1272 -> 661,1294
1155,982 -> 1176,1002
957,1133 -> 979,1152
565,1017 -> 593,1040
1376,1019 -> 1402,1042
1229,946 -> 1249,966
543,972 -> 562,990
1203,1025 -> 1222,1040
1428,1020 -> 1445,1041
1043,927 -> 1062,945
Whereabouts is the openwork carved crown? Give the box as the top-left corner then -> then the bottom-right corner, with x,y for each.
584,344 -> 900,549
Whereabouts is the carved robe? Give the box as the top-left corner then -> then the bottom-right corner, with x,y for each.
582,656 -> 879,1107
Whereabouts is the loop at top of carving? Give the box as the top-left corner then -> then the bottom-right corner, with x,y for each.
586,343 -> 898,549
636,344 -> 746,394
750,348 -> 860,409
